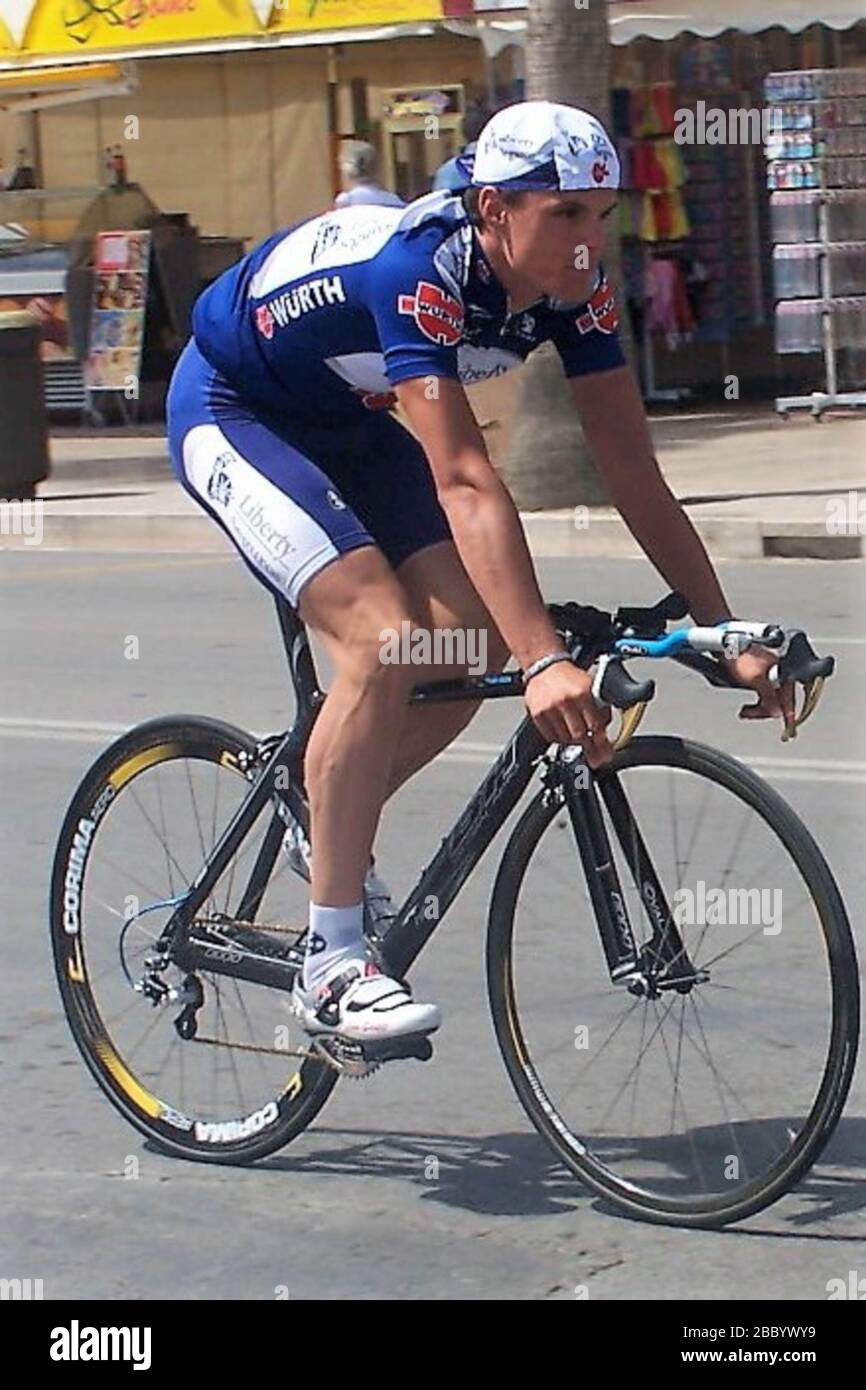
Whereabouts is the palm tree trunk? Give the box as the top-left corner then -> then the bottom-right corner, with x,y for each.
501,0 -> 633,510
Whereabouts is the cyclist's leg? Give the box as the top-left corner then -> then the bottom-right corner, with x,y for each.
310,540 -> 509,804
385,538 -> 511,797
167,345 -> 419,912
295,547 -> 420,908
319,412 -> 511,799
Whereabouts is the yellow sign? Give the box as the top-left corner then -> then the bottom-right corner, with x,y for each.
0,0 -> 443,60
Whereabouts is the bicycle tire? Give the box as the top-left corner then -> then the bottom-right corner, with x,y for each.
486,735 -> 859,1228
50,713 -> 338,1164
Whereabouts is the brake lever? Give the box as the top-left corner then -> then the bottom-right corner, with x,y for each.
768,630 -> 835,740
592,655 -> 656,751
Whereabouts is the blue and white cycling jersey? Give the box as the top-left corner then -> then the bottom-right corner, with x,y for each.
192,189 -> 625,424
168,189 -> 627,608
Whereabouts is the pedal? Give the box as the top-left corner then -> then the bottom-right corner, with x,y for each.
363,1034 -> 435,1065
312,1031 -> 434,1078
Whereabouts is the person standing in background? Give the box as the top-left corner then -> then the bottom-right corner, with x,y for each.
334,141 -> 404,209
112,145 -> 128,187
7,148 -> 37,190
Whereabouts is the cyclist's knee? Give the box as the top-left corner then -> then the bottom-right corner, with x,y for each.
396,550 -> 509,677
300,549 -> 424,692
341,619 -> 426,694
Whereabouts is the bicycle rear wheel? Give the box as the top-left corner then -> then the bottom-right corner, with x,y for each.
51,714 -> 337,1163
487,736 -> 859,1227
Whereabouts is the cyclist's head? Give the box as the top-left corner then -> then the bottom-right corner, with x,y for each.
461,101 -> 619,304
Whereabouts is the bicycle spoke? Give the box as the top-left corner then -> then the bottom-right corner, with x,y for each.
592,993 -> 679,1134
654,996 -> 709,1195
555,994 -> 645,1104
214,986 -> 247,1114
185,758 -> 208,868
154,764 -> 174,897
680,998 -> 779,1170
210,762 -> 222,862
231,978 -> 271,1090
681,771 -> 713,871
698,923 -> 771,972
125,1001 -> 174,1065
627,993 -> 650,1143
668,768 -> 684,882
125,781 -> 191,889
87,847 -> 165,905
149,1028 -> 181,1092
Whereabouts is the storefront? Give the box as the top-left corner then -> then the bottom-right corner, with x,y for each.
603,11 -> 866,396
0,4 -> 494,243
1,1 -> 864,407
450,5 -> 866,397
0,4 -> 498,412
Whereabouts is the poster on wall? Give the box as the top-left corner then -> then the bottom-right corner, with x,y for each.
84,229 -> 150,392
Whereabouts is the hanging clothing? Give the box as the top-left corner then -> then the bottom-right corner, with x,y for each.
645,258 -> 696,346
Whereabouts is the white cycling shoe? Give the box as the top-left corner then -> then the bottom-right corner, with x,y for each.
291,956 -> 441,1043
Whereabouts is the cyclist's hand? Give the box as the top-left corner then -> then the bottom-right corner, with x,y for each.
524,661 -> 614,768
726,649 -> 796,737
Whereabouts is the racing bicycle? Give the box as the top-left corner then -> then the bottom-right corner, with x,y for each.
51,590 -> 859,1227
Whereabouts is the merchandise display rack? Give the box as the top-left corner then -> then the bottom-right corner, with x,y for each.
766,68 -> 866,419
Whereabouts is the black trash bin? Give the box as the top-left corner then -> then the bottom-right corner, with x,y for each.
0,310 -> 50,501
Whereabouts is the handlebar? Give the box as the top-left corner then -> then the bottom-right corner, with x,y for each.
545,591 -> 835,741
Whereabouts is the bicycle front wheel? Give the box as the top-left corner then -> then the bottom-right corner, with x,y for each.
487,736 -> 859,1227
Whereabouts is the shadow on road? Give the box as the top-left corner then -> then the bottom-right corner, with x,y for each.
164,1114 -> 866,1230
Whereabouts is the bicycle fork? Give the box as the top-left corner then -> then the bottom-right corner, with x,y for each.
559,758 -> 705,996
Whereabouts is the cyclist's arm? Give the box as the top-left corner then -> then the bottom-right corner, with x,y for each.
571,366 -> 794,725
395,375 -> 565,672
569,364 -> 733,626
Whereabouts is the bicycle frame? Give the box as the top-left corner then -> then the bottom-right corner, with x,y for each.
162,596 -> 691,990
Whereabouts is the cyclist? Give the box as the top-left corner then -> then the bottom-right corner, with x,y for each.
167,101 -> 792,1051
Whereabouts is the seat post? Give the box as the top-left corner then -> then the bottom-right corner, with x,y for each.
274,596 -> 323,715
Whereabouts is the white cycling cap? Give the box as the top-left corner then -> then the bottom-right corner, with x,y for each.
459,100 -> 620,192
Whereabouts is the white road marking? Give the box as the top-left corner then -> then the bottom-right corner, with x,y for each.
0,716 -> 128,733
1,718 -> 864,783
436,740 -> 866,783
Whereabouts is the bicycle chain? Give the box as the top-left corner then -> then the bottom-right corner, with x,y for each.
194,913 -> 305,937
189,917 -> 382,1076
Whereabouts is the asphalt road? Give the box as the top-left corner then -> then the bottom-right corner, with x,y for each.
1,548 -> 864,1300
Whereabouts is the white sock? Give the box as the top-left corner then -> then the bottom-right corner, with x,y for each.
303,902 -> 365,990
